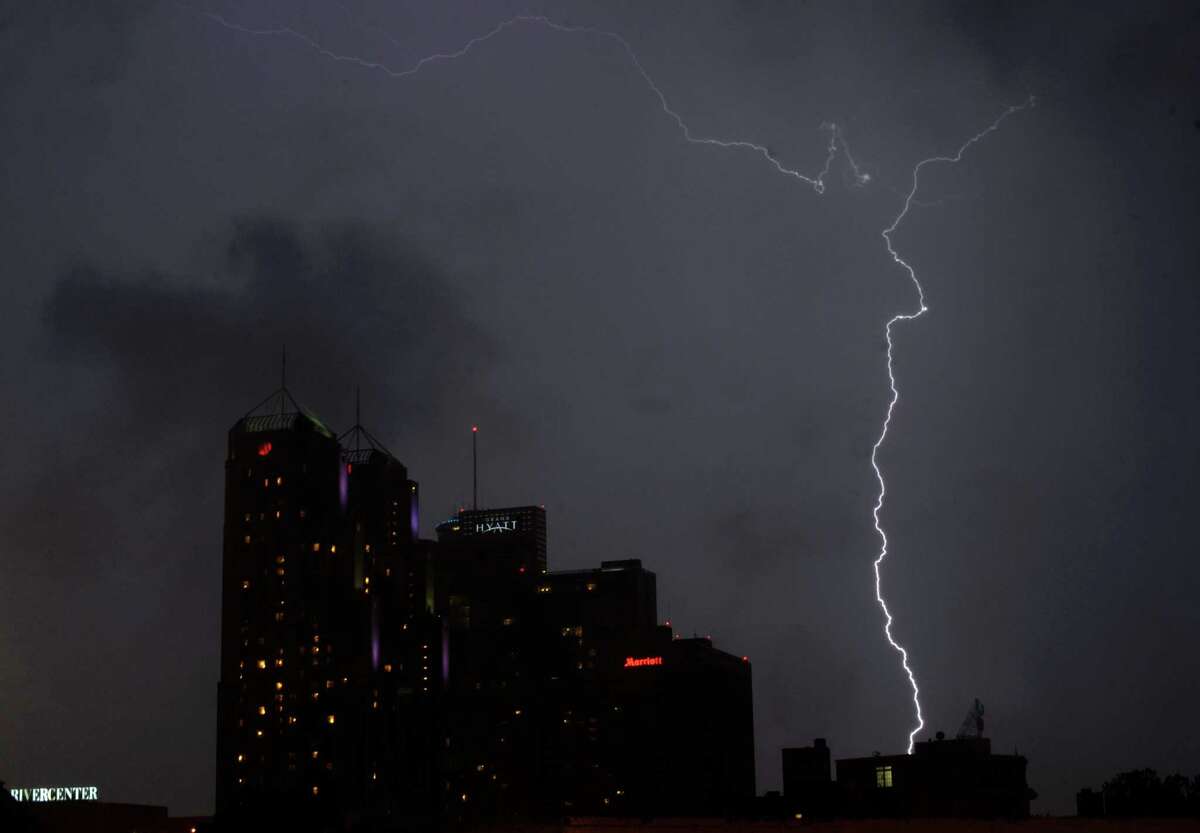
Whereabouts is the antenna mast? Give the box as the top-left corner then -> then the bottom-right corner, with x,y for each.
472,425 -> 478,510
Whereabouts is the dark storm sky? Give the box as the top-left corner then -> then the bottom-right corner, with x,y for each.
2,0 -> 1197,816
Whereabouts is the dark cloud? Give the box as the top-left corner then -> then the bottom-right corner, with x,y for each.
1,0 -> 1197,817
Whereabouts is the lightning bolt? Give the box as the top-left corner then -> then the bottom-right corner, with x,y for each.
873,96 -> 1035,753
189,8 -> 854,191
189,3 -> 1030,753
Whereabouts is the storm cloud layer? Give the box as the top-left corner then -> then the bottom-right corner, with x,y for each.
1,0 -> 1197,815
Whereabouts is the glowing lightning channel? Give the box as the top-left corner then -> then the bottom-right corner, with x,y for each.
872,95 -> 1035,754
191,9 -> 854,192
193,4 -> 1030,753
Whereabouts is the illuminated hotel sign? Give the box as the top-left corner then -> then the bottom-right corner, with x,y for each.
475,520 -> 517,534
10,786 -> 99,802
623,656 -> 663,668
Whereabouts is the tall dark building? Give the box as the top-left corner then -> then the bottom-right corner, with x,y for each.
216,387 -> 756,828
215,388 -> 439,829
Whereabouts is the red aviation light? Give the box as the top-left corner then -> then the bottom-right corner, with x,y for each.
257,442 -> 273,457
623,656 -> 663,668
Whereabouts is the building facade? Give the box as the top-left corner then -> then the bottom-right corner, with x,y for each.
216,386 -> 756,828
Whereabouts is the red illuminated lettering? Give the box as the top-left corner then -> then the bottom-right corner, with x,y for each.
257,442 -> 272,457
623,656 -> 663,668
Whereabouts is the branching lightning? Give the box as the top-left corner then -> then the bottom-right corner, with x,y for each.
191,3 -> 1029,753
873,95 -> 1035,753
191,8 -> 858,192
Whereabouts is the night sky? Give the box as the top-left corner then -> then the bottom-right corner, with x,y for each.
2,0 -> 1198,817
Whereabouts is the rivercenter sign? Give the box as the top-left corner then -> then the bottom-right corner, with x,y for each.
9,786 -> 99,802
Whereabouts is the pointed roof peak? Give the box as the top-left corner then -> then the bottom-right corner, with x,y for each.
339,387 -> 396,463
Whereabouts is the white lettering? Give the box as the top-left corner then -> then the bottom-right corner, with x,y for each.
9,786 -> 99,802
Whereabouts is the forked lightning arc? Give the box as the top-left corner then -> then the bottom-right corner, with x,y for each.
193,4 -> 1032,752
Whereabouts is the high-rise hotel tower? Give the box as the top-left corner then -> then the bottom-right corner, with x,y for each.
215,387 -> 439,827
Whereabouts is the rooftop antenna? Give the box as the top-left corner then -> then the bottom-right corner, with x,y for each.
472,425 -> 478,510
354,386 -> 362,452
279,345 -> 287,415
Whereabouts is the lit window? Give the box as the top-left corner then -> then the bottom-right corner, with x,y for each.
329,545 -> 336,554
875,766 -> 893,788
383,664 -> 393,673
275,658 -> 284,668
312,543 -> 320,552
275,611 -> 285,622
242,580 -> 251,590
276,681 -> 284,690
276,476 -> 284,486
244,535 -> 251,545
236,754 -> 244,763
312,786 -> 319,796
327,714 -> 336,725
586,582 -> 597,592
312,750 -> 319,759
257,659 -> 267,670
258,706 -> 267,716
255,729 -> 263,737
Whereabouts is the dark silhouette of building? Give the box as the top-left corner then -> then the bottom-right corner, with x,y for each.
215,387 -> 440,830
782,738 -> 833,818
835,735 -> 1032,818
215,384 -> 755,828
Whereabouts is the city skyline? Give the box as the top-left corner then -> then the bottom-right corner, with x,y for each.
2,0 -> 1198,820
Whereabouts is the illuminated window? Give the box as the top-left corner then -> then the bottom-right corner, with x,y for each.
274,611 -> 285,622
256,659 -> 267,670
312,786 -> 319,796
244,535 -> 251,545
255,729 -> 263,737
330,545 -> 336,554
383,664 -> 393,673
258,705 -> 267,716
586,582 -> 597,592
236,754 -> 244,763
276,681 -> 284,690
242,580 -> 251,590
312,750 -> 319,759
275,658 -> 284,668
276,476 -> 283,486
875,766 -> 893,788
312,543 -> 320,552
327,714 -> 336,725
